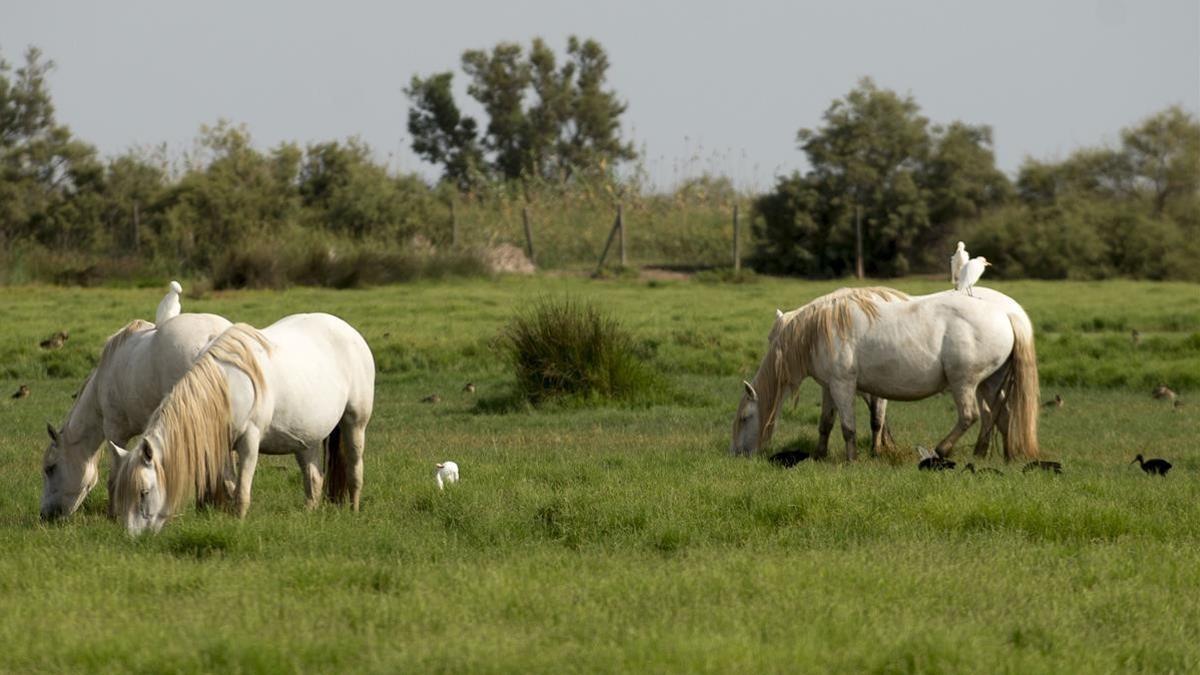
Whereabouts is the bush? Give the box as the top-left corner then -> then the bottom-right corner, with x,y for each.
499,298 -> 660,404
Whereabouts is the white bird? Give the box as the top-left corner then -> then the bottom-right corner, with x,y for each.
955,256 -> 991,297
949,241 -> 969,285
155,280 -> 183,325
435,461 -> 459,490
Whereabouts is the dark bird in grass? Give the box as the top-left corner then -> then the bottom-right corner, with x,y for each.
1042,394 -> 1063,409
420,393 -> 441,404
1173,400 -> 1185,413
1152,384 -> 1177,401
39,331 -> 68,350
1131,454 -> 1172,476
1131,329 -> 1141,347
768,450 -> 810,467
1022,460 -> 1063,474
916,445 -> 955,471
963,463 -> 1003,475
10,384 -> 29,399
462,382 -> 476,394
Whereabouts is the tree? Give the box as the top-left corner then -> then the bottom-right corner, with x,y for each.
405,72 -> 483,188
754,79 -> 1012,277
406,36 -> 636,186
0,46 -> 103,248
1120,106 -> 1200,214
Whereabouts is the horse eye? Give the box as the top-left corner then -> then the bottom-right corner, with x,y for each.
140,488 -> 150,499
44,465 -> 56,477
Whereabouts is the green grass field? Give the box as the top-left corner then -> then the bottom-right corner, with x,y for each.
1,276 -> 1198,673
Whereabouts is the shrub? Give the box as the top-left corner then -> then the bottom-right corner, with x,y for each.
499,297 -> 659,404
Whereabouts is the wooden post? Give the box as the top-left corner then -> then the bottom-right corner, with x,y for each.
596,208 -> 622,273
854,203 -> 864,280
732,203 -> 741,272
521,206 -> 535,263
449,199 -> 459,247
131,200 -> 141,252
617,204 -> 626,267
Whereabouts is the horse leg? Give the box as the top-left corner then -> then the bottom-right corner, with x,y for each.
815,387 -> 836,459
233,427 -> 262,518
973,366 -> 1008,458
828,380 -> 859,461
295,443 -> 324,510
864,394 -> 892,456
342,421 -> 367,512
934,384 -> 980,458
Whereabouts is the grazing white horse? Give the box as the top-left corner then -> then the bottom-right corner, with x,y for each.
40,313 -> 233,520
731,286 -> 1040,462
108,314 -> 375,535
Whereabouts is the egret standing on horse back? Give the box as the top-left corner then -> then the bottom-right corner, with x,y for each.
731,286 -> 1040,462
155,281 -> 183,325
956,257 -> 991,297
950,242 -> 969,285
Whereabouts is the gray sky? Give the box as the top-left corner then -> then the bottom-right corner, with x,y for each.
4,0 -> 1197,190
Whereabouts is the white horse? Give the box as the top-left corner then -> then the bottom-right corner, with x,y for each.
108,314 -> 375,535
40,313 -> 233,520
732,286 -> 1040,461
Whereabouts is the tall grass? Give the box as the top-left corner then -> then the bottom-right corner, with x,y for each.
499,297 -> 662,404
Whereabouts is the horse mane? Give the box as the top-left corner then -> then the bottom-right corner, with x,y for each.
113,323 -> 272,515
99,319 -> 155,366
751,287 -> 910,447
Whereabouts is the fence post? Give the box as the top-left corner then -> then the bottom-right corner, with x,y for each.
854,203 -> 864,280
733,203 -> 740,272
596,207 -> 622,273
617,204 -> 626,267
132,200 -> 141,252
522,206 -> 535,263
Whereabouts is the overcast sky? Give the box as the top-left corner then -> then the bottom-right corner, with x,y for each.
4,0 -> 1197,190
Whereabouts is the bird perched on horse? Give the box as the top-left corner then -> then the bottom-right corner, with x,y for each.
955,257 -> 992,297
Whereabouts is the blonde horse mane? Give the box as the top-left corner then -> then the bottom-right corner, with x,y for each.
112,323 -> 272,515
749,287 -> 910,447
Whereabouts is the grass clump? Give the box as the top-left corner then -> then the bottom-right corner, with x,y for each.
500,297 -> 660,405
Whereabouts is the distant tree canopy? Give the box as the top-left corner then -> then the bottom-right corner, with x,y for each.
752,79 -> 1199,280
406,36 -> 636,187
753,78 -> 1011,276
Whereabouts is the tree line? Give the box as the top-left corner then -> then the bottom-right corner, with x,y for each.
1,42 -> 1197,286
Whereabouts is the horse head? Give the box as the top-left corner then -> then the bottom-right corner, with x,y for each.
107,438 -> 168,536
40,423 -> 99,521
730,380 -> 761,456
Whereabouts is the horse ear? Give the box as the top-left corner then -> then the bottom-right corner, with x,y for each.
775,309 -> 784,320
46,422 -> 59,444
140,442 -> 154,466
743,380 -> 758,402
107,440 -> 128,463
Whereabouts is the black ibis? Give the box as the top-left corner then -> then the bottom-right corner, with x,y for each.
39,331 -> 68,350
462,382 -> 476,394
1042,394 -> 1063,409
420,393 -> 442,404
1022,460 -> 1063,474
10,384 -> 29,399
1131,454 -> 1172,476
768,450 -> 810,468
916,445 -> 955,471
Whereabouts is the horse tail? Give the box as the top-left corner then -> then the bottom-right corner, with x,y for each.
324,423 -> 349,504
1002,311 -> 1040,460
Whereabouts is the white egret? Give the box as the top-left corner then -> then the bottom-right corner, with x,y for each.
435,461 -> 459,490
155,280 -> 183,324
949,241 -> 969,285
955,256 -> 991,297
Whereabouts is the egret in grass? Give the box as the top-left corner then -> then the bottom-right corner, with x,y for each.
436,461 -> 459,490
949,241 -> 969,285
955,257 -> 991,297
1131,454 -> 1171,476
155,280 -> 182,325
